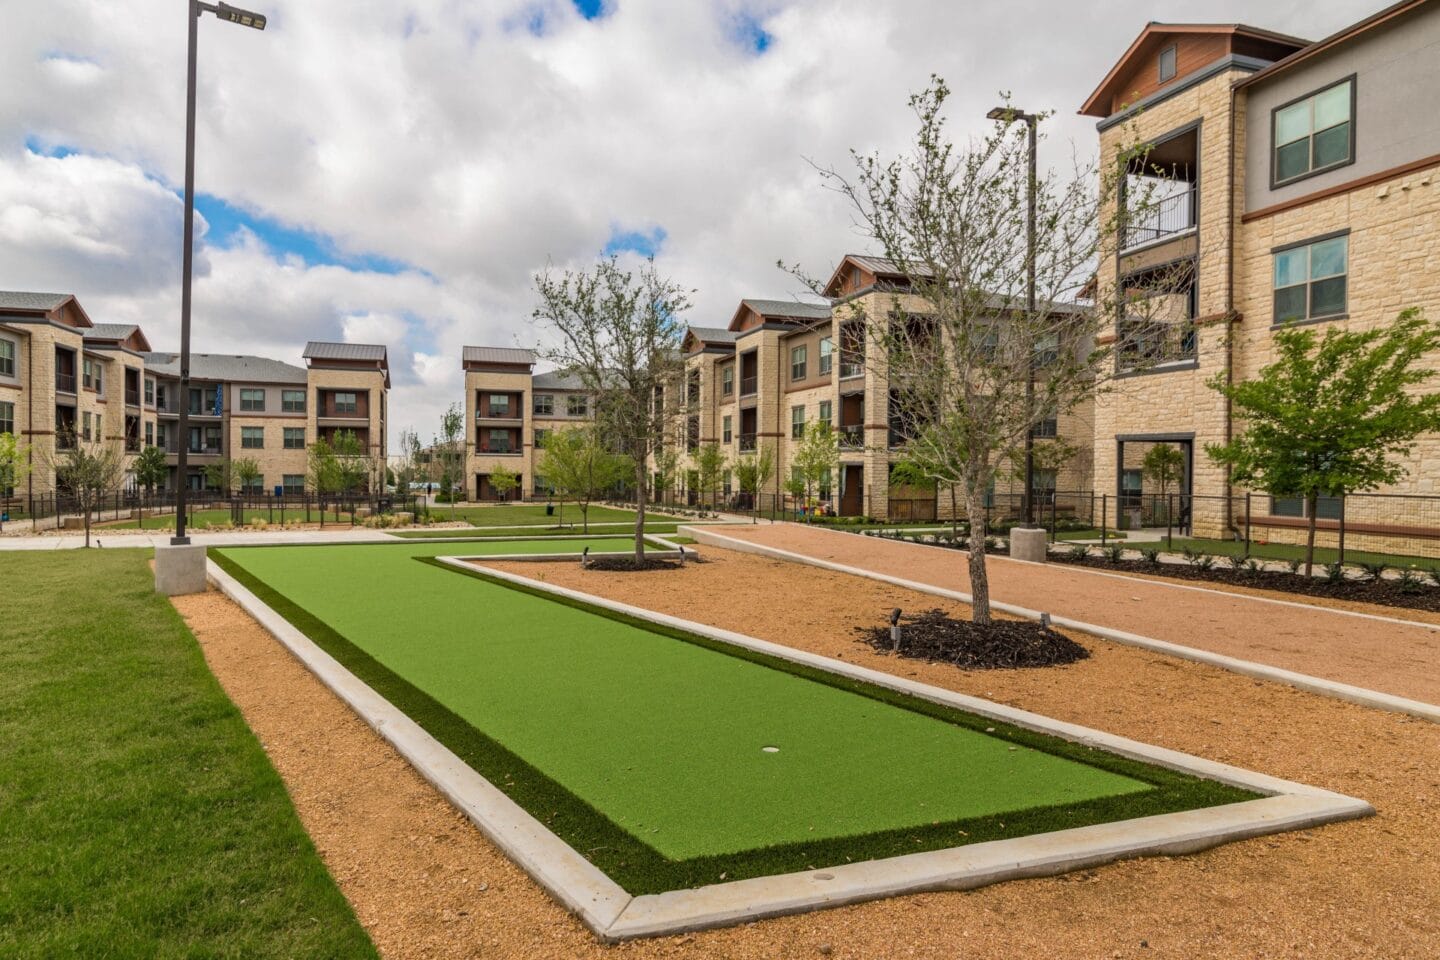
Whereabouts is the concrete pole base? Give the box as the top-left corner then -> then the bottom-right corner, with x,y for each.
1009,526 -> 1048,564
155,543 -> 209,596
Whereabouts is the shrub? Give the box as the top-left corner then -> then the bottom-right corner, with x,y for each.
1194,553 -> 1216,571
1223,553 -> 1246,571
1427,566 -> 1440,587
1357,561 -> 1390,583
983,536 -> 997,551
1066,543 -> 1090,561
1140,546 -> 1161,566
1243,558 -> 1263,576
1323,562 -> 1348,583
1397,569 -> 1424,595
1104,544 -> 1125,564
1286,558 -> 1303,575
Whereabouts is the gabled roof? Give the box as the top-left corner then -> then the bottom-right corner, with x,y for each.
0,291 -> 92,326
1080,22 -> 1309,118
143,352 -> 308,384
532,369 -> 588,391
462,345 -> 536,367
726,297 -> 832,332
687,325 -> 740,344
303,341 -> 387,363
84,324 -> 153,352
1235,0 -> 1434,90
821,253 -> 936,298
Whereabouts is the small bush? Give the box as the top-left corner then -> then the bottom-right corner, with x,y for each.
1397,569 -> 1424,595
1358,561 -> 1390,582
1194,553 -> 1216,571
1104,544 -> 1125,564
1066,543 -> 1090,561
983,536 -> 997,551
1223,553 -> 1246,571
1140,546 -> 1161,566
1324,562 -> 1348,582
1427,566 -> 1440,587
1243,558 -> 1263,576
1286,558 -> 1303,575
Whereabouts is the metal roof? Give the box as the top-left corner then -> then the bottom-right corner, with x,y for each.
687,325 -> 740,343
303,341 -> 387,362
84,324 -> 141,341
463,345 -> 536,366
0,291 -> 72,312
143,352 -> 308,384
740,299 -> 832,320
843,255 -> 937,279
532,369 -> 588,390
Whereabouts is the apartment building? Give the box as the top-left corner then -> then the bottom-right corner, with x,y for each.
0,289 -> 390,502
1084,0 -> 1440,545
461,346 -> 594,501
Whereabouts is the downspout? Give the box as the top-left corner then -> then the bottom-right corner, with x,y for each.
1223,82 -> 1240,541
25,327 -> 34,511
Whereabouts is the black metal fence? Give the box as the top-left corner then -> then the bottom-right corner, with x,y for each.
0,490 -> 424,533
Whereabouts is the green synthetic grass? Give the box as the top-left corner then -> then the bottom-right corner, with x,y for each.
213,541 -> 1254,894
393,522 -> 682,539
423,503 -> 682,527
0,550 -> 375,958
1163,536 -> 1437,570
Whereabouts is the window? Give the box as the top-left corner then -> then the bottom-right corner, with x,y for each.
534,428 -> 549,449
283,427 -> 305,449
241,426 -> 264,449
1031,417 -> 1058,439
144,377 -> 154,405
790,345 -> 807,382
281,389 -> 306,413
488,429 -> 512,453
83,359 -> 102,393
818,337 -> 833,376
819,467 -> 832,501
333,392 -> 358,415
1273,78 -> 1353,185
283,474 -> 306,496
240,388 -> 265,412
1274,234 -> 1347,324
818,400 -> 832,430
722,415 -> 732,444
533,474 -> 553,498
721,365 -> 734,395
0,401 -> 12,435
566,395 -> 588,417
0,338 -> 13,378
1035,332 -> 1060,366
534,394 -> 554,416
156,384 -> 167,410
1271,495 -> 1342,520
488,393 -> 511,415
791,405 -> 805,439
241,474 -> 265,494
1158,44 -> 1177,83
144,421 -> 154,446
82,411 -> 92,442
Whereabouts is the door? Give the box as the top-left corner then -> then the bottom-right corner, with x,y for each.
840,464 -> 863,517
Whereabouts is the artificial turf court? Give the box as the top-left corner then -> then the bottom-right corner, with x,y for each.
212,539 -> 1254,893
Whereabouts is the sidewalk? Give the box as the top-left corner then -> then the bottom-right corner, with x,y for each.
0,528 -> 400,551
702,523 -> 1440,707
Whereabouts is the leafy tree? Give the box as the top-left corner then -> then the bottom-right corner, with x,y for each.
694,442 -> 728,512
50,434 -> 125,547
652,445 -> 680,508
232,457 -> 262,496
307,438 -> 340,526
1141,443 -> 1185,524
132,444 -> 167,495
1206,308 -> 1440,576
332,430 -> 369,496
0,431 -> 31,533
437,402 -> 465,518
791,420 -> 839,520
733,441 -> 774,523
537,426 -> 632,532
488,463 -> 520,502
786,76 -> 1175,624
203,459 -> 232,495
533,256 -> 690,566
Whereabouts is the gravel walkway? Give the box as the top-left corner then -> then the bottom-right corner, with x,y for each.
708,524 -> 1440,706
172,551 -> 1439,959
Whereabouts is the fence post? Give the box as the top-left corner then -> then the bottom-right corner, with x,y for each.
1101,494 -> 1108,546
1166,493 -> 1174,551
1244,492 -> 1252,558
1338,494 -> 1346,565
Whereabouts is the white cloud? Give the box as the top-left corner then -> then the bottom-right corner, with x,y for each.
0,0 -> 1378,441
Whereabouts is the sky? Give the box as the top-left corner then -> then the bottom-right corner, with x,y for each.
1,0 -> 1375,444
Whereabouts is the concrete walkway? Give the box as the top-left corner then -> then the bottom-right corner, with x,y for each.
704,523 -> 1440,707
0,528 -> 402,550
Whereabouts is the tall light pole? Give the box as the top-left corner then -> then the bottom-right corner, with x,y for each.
988,105 -> 1040,528
172,1 -> 267,545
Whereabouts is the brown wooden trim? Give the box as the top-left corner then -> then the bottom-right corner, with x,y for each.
1249,513 -> 1440,540
1096,333 -> 1117,346
1242,153 -> 1440,223
22,429 -> 55,436
783,380 -> 827,394
1234,0 -> 1429,90
0,382 -> 22,392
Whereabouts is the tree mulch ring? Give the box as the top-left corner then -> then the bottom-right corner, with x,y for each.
855,609 -> 1090,670
582,556 -> 701,572
1052,554 -> 1440,613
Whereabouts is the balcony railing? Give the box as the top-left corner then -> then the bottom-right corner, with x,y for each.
125,390 -> 141,407
1123,185 -> 1197,251
55,372 -> 76,393
478,445 -> 520,456
738,433 -> 757,453
125,437 -> 141,453
838,424 -> 863,449
740,376 -> 758,397
839,360 -> 864,379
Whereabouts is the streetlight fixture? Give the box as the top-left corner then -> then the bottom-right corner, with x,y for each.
171,1 -> 266,547
987,105 -> 1040,528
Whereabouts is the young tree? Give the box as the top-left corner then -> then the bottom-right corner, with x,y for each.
788,76 -> 1174,624
534,256 -> 690,566
733,441 -> 775,523
488,463 -> 521,502
132,444 -> 166,496
1207,308 -> 1440,576
652,445 -> 680,508
50,435 -> 125,547
538,426 -> 632,533
307,438 -> 339,526
694,442 -> 729,512
232,457 -> 262,496
0,431 -> 31,533
437,402 -> 465,519
791,420 -> 839,520
332,430 -> 369,499
204,459 -> 232,496
1141,443 -> 1185,524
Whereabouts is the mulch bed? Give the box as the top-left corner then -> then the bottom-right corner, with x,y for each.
582,557 -> 698,572
1051,554 -> 1440,613
855,609 -> 1090,670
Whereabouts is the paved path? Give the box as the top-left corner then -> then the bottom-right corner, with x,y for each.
0,529 -> 401,550
706,523 -> 1440,707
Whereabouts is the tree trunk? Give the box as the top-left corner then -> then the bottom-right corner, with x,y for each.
965,487 -> 992,624
950,486 -> 958,538
582,502 -> 589,534
633,455 -> 647,567
1304,491 -> 1319,579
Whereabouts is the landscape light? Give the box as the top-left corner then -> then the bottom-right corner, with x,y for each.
214,2 -> 267,29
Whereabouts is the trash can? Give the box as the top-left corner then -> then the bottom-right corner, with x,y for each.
546,503 -> 554,516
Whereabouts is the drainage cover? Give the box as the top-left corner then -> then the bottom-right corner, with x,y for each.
761,745 -> 780,754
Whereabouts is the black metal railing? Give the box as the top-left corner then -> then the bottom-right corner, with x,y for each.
738,433 -> 757,452
740,376 -> 758,396
839,424 -> 863,448
55,372 -> 76,393
1123,185 -> 1197,250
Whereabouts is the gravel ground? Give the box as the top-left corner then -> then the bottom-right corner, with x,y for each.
709,524 -> 1440,705
172,549 -> 1440,959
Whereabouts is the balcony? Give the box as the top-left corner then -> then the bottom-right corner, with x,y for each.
1122,185 -> 1197,252
738,433 -> 757,453
839,359 -> 864,380
125,389 -> 141,407
55,372 -> 76,394
478,445 -> 521,456
739,376 -> 757,397
838,424 -> 864,449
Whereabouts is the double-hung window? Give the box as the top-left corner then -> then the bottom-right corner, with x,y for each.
333,392 -> 358,415
1274,234 -> 1347,324
281,389 -> 306,413
533,394 -> 554,416
240,388 -> 265,412
722,415 -> 732,444
241,426 -> 264,449
566,395 -> 588,417
790,345 -> 807,382
488,393 -> 511,417
818,400 -> 832,431
721,365 -> 734,396
0,338 -> 14,378
283,427 -> 305,449
791,405 -> 805,439
818,337 -> 833,375
0,401 -> 13,435
1273,78 -> 1353,185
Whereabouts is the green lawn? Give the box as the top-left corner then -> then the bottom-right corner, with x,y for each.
99,507 -> 356,530
1163,536 -> 1438,570
0,551 -> 375,958
393,522 -> 683,539
213,540 -> 1252,894
425,503 -> 681,527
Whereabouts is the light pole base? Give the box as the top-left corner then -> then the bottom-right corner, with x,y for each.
1009,526 -> 1048,564
155,542 -> 208,596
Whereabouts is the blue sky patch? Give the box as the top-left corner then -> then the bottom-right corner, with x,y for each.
24,135 -> 79,159
192,194 -> 417,275
573,0 -> 606,20
731,12 -> 773,53
603,225 -> 666,258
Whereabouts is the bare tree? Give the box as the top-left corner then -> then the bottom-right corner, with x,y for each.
533,256 -> 690,566
791,77 -> 1183,624
50,434 -> 125,547
437,402 -> 465,520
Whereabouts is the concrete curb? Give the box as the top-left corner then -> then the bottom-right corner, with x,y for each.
206,554 -> 1371,941
683,525 -> 1440,725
